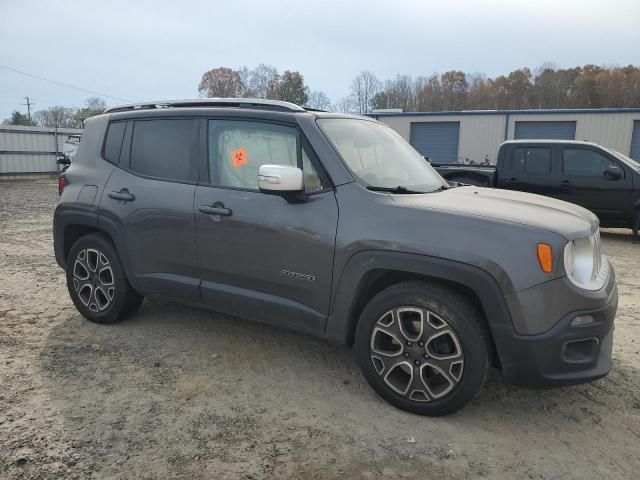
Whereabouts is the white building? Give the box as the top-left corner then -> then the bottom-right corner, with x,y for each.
370,108 -> 640,165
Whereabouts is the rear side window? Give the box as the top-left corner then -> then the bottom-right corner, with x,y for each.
103,121 -> 126,164
512,147 -> 552,175
130,119 -> 195,181
563,148 -> 616,177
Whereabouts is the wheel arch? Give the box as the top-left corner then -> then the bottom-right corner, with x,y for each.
326,251 -> 514,366
54,205 -> 132,283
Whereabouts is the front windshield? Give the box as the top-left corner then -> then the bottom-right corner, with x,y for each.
609,148 -> 640,169
317,118 -> 447,192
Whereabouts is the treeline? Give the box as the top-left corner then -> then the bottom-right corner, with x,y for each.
6,64 -> 640,128
197,64 -> 640,114
371,65 -> 640,112
2,97 -> 107,128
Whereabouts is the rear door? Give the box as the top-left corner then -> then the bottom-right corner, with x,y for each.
556,146 -> 632,225
99,117 -> 201,304
194,118 -> 338,334
500,144 -> 560,197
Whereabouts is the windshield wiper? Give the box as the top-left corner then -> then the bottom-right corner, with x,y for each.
366,185 -> 425,194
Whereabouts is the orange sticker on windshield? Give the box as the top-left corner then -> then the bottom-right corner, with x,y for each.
231,147 -> 247,168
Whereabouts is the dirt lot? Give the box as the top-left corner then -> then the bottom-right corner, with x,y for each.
1,179 -> 639,480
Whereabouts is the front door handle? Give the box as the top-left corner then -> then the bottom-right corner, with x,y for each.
560,180 -> 571,189
109,189 -> 135,202
199,202 -> 232,217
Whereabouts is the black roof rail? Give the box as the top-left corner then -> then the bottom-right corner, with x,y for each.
104,98 -> 306,114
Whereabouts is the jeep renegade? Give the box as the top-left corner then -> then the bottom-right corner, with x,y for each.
54,99 -> 618,416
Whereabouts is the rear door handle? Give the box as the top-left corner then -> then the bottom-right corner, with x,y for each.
108,189 -> 135,202
560,180 -> 571,189
199,202 -> 232,217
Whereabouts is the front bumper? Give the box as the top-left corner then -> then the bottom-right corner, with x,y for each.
496,261 -> 618,388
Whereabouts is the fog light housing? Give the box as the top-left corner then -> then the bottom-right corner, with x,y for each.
562,337 -> 599,364
571,314 -> 595,327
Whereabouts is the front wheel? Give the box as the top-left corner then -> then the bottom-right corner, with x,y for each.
633,209 -> 639,240
66,233 -> 143,324
355,281 -> 490,416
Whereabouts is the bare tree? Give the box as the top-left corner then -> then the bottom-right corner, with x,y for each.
307,91 -> 333,110
73,97 -> 107,126
350,70 -> 380,114
34,106 -> 76,128
246,63 -> 280,99
336,96 -> 356,113
198,67 -> 246,98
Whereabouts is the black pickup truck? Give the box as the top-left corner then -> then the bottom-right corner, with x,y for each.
434,140 -> 640,237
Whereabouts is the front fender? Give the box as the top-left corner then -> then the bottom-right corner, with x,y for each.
325,251 -> 516,366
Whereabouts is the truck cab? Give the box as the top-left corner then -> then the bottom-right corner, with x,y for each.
498,140 -> 639,230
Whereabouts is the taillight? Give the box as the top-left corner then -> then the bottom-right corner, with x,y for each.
58,176 -> 66,196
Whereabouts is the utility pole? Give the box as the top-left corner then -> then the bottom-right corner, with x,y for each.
22,96 -> 34,121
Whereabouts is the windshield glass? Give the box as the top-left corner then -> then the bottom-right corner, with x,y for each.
317,118 -> 447,192
609,148 -> 640,169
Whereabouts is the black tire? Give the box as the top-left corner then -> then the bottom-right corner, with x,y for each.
355,281 -> 490,416
633,209 -> 639,241
66,233 -> 143,324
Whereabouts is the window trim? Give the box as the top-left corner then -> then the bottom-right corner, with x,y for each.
561,146 -> 625,179
202,117 -> 333,195
115,116 -> 201,186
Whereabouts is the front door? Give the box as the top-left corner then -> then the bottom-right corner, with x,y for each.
556,146 -> 633,226
194,119 -> 338,335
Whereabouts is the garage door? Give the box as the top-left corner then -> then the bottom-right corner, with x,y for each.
409,122 -> 460,164
514,121 -> 576,140
630,121 -> 640,161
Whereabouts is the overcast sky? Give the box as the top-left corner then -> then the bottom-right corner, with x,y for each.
1,0 -> 639,120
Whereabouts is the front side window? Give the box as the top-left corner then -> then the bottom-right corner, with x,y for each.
207,120 -> 324,193
130,119 -> 195,181
563,148 -> 615,177
512,147 -> 552,175
317,118 -> 446,192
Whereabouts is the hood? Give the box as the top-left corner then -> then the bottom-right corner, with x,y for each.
391,186 -> 598,240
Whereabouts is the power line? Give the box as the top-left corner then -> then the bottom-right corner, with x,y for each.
0,64 -> 132,103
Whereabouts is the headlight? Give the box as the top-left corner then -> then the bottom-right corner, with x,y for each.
564,230 -> 608,290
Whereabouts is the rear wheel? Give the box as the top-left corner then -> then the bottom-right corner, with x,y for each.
355,281 -> 490,416
66,233 -> 143,324
633,209 -> 639,240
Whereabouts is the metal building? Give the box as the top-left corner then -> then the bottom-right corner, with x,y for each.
0,125 -> 83,179
370,108 -> 640,165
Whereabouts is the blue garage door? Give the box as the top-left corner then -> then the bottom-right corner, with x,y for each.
630,121 -> 640,161
514,121 -> 576,140
410,122 -> 460,164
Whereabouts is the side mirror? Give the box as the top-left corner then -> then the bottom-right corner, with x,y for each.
258,164 -> 304,194
605,164 -> 622,179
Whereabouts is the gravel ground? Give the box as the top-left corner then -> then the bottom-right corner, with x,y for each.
1,178 -> 639,480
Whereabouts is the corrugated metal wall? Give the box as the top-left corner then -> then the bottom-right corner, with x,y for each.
0,125 -> 83,176
376,110 -> 640,164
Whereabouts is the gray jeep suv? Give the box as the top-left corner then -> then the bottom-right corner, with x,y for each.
54,99 -> 618,416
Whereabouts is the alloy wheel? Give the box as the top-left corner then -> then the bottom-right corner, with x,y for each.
72,248 -> 115,313
369,307 -> 464,402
